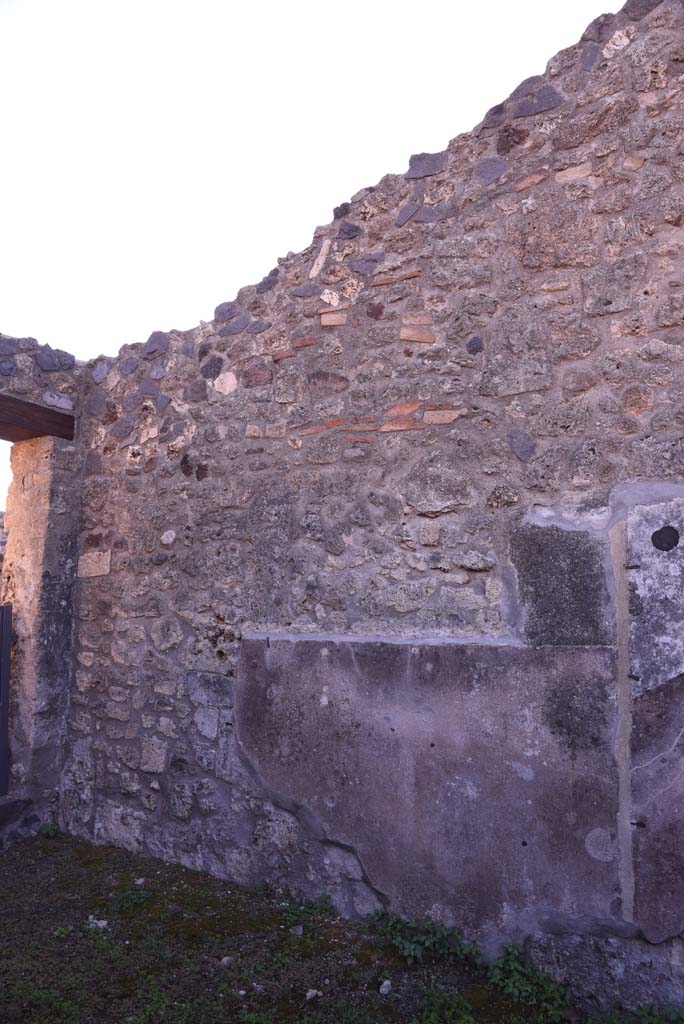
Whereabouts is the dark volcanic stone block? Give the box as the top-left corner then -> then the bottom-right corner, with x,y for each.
337,221 -> 361,240
475,157 -> 508,185
237,637 -> 618,935
508,428 -> 536,463
290,283 -> 319,298
119,355 -> 139,376
256,268 -> 279,294
34,346 -> 61,371
0,337 -> 18,356
246,319 -> 271,335
405,151 -> 448,179
414,204 -> 448,223
395,202 -> 420,227
510,524 -> 612,646
349,252 -> 384,275
200,354 -> 223,380
624,0 -> 663,19
143,332 -> 169,359
218,314 -> 251,337
214,301 -> 241,322
513,84 -> 563,118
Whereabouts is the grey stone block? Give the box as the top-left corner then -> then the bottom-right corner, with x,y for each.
510,525 -> 612,646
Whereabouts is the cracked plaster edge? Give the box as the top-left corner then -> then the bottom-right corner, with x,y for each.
231,664 -> 389,914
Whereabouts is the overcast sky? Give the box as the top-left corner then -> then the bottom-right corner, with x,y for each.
0,0 -> 620,504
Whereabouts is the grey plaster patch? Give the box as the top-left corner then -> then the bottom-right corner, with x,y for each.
627,499 -> 684,694
585,827 -> 615,863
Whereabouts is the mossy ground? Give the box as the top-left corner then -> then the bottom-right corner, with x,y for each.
0,832 -> 675,1024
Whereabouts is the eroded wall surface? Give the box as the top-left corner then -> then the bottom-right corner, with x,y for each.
0,336 -> 82,842
4,0 -> 684,1007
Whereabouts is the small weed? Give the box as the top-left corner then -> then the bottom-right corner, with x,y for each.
637,1009 -> 684,1024
40,822 -> 60,839
410,988 -> 476,1024
52,925 -> 74,938
281,893 -> 336,928
370,912 -> 481,966
110,888 -> 154,915
6,982 -> 81,1024
307,1004 -> 383,1024
239,1012 -> 274,1024
487,944 -> 568,1021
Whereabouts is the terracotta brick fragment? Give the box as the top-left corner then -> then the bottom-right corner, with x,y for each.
371,270 -> 421,287
423,407 -> 467,425
514,169 -> 549,192
272,350 -> 297,363
399,326 -> 435,344
555,160 -> 592,184
340,434 -> 377,443
298,424 -> 328,436
343,422 -> 377,432
323,417 -> 351,429
386,401 -> 421,417
292,337 -> 320,350
379,417 -> 425,432
321,312 -> 348,327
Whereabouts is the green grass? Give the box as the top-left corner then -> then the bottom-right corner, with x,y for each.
0,832 -> 682,1024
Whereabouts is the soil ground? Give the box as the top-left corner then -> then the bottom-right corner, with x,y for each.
0,831 -> 676,1024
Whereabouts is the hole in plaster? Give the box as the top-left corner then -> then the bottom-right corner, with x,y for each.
651,525 -> 680,551
521,841 -> 528,847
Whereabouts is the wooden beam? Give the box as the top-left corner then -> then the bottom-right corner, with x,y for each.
0,392 -> 75,442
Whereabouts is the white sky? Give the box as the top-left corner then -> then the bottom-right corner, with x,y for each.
0,0 -> 620,505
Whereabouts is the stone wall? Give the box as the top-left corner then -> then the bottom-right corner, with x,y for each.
6,0 -> 684,1007
0,335 -> 82,842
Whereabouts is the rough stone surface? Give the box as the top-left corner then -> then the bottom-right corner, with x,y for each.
5,1 -> 684,1008
510,525 -> 612,647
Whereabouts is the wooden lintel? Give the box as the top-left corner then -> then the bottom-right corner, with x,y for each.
0,392 -> 75,442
